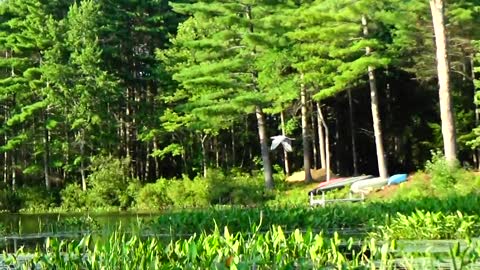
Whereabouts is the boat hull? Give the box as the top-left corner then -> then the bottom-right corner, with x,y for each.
350,177 -> 387,194
388,174 -> 408,185
309,175 -> 374,194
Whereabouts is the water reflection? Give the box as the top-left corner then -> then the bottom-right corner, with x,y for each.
0,212 -> 163,252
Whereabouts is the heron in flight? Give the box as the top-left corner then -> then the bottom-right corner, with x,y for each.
270,135 -> 294,152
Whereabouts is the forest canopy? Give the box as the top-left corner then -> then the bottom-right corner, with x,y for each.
0,0 -> 479,196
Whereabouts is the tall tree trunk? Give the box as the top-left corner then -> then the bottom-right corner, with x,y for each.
80,130 -> 87,191
153,139 -> 160,179
316,102 -> 326,169
362,15 -> 389,180
317,104 -> 330,181
126,87 -> 133,174
246,5 -> 273,188
43,110 -> 50,190
10,92 -> 15,190
63,113 -> 70,182
231,126 -> 236,167
255,106 -> 274,189
471,56 -> 480,170
3,109 -> 8,184
146,142 -> 151,181
214,136 -> 220,168
119,112 -> 126,157
301,74 -> 312,183
201,134 -> 208,178
334,101 -> 341,173
223,142 -> 228,169
280,110 -> 290,176
347,90 -> 359,176
3,52 -> 8,184
11,153 -> 15,191
429,0 -> 457,164
310,103 -> 318,169
3,148 -> 7,185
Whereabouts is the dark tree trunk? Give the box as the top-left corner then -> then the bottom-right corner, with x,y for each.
43,110 -> 50,190
347,90 -> 359,176
80,130 -> 87,191
280,110 -> 290,176
310,103 -> 318,169
201,134 -> 208,178
301,74 -> 312,183
471,56 -> 480,170
256,106 -> 274,189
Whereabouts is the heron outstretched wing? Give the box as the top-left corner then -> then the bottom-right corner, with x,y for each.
270,135 -> 284,150
281,139 -> 293,152
270,135 -> 293,152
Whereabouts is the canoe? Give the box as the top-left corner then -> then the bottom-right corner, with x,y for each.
350,177 -> 388,194
308,178 -> 345,195
317,177 -> 347,188
309,175 -> 374,195
388,174 -> 408,185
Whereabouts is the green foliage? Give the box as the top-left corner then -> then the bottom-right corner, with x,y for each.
87,156 -> 138,209
136,180 -> 172,210
147,192 -> 480,239
16,187 -> 60,212
5,225 -> 480,269
166,175 -> 209,208
205,169 -> 267,206
372,210 -> 479,240
60,183 -> 88,210
425,151 -> 467,195
384,172 -> 434,201
136,169 -> 266,210
0,189 -> 21,212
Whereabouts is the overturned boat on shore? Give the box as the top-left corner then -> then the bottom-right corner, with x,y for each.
308,175 -> 374,195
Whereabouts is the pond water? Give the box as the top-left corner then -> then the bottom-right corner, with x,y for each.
0,212 -> 478,259
0,212 -> 163,252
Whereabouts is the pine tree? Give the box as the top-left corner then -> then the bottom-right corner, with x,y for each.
288,0 -> 393,179
41,0 -> 119,190
166,0 -> 296,188
97,0 -> 178,181
0,0 -> 69,188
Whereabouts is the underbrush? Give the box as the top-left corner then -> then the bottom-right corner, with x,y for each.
1,151 -> 479,214
134,169 -> 272,210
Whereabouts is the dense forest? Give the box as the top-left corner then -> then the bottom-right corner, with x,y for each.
0,0 -> 479,198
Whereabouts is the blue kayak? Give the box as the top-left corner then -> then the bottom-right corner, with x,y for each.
388,174 -> 408,185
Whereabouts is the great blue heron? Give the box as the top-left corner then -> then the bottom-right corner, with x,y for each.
270,135 -> 294,152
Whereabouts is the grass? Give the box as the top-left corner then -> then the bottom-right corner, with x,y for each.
5,226 -> 480,269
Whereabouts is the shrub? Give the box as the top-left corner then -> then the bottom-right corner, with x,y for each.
165,175 -> 209,208
121,180 -> 142,209
425,150 -> 464,195
0,189 -> 21,212
16,186 -> 60,211
136,179 -> 172,210
206,169 -> 266,206
60,183 -> 88,210
230,172 -> 265,205
86,156 -> 138,208
385,172 -> 433,201
204,169 -> 230,204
